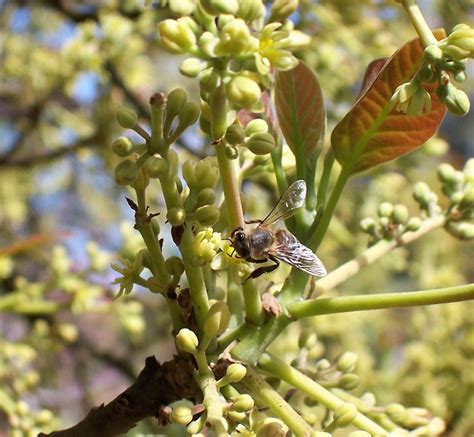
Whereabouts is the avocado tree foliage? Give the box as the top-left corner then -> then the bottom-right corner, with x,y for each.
1,1 -> 473,436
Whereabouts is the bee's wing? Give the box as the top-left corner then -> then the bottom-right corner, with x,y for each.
268,231 -> 327,277
261,180 -> 307,226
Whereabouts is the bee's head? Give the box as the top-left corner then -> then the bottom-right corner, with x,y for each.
230,227 -> 250,258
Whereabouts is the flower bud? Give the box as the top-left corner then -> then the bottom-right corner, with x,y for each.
378,216 -> 390,229
339,373 -> 360,390
167,88 -> 188,120
144,156 -> 168,178
437,162 -> 456,183
112,136 -> 134,157
200,0 -> 239,15
413,182 -> 432,206
196,188 -> 216,208
333,403 -> 358,427
459,187 -> 474,209
232,394 -> 254,412
199,67 -> 221,93
195,160 -> 219,189
298,332 -> 317,349
115,159 -> 138,185
116,107 -> 138,129
195,205 -> 220,226
377,202 -> 394,218
178,101 -> 200,128
225,144 -> 239,159
165,256 -> 184,277
446,25 -> 474,59
170,405 -> 193,425
176,328 -> 199,353
180,57 -> 208,78
269,0 -> 298,22
187,416 -> 205,435
236,0 -> 265,22
225,124 -> 245,145
167,207 -> 186,226
226,363 -> 247,382
246,132 -> 276,155
454,70 -> 466,82
199,31 -> 219,57
406,217 -> 422,232
244,119 -> 269,136
392,204 -> 409,225
168,0 -> 195,16
360,217 -> 377,233
215,18 -> 258,56
158,18 -> 197,54
447,221 -> 474,240
445,87 -> 470,116
336,352 -> 358,373
424,44 -> 443,61
227,411 -> 247,422
205,301 -> 231,340
182,160 -> 196,187
131,166 -> 150,191
256,418 -> 288,436
386,403 -> 407,422
226,75 -> 262,109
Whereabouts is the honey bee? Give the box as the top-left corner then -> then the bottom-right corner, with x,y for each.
230,180 -> 327,280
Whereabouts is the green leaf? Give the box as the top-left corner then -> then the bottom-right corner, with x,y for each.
275,61 -> 326,157
331,30 -> 447,175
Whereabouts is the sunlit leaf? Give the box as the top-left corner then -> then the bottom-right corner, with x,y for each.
332,30 -> 447,175
275,61 -> 326,156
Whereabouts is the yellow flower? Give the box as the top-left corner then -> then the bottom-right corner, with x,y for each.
193,228 -> 222,262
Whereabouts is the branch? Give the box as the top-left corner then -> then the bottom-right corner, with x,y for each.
288,283 -> 474,319
39,355 -> 198,437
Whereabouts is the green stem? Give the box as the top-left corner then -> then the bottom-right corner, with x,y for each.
309,164 -> 351,251
242,280 -> 263,325
217,322 -> 245,350
400,0 -> 438,46
258,353 -> 388,436
288,283 -> 474,319
317,149 -> 334,209
150,93 -> 165,153
241,366 -> 314,437
271,138 -> 286,196
313,214 -> 445,294
227,265 -> 244,328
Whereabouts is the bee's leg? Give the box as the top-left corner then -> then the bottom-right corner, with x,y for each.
244,258 -> 279,282
245,219 -> 263,224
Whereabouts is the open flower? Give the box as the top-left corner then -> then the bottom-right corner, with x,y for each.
193,227 -> 222,262
210,240 -> 250,278
111,251 -> 145,297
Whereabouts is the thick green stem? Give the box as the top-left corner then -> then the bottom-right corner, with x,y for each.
309,164 -> 351,251
227,265 -> 244,328
149,93 -> 166,153
313,214 -> 445,294
242,280 -> 263,325
288,283 -> 474,319
400,0 -> 438,46
241,366 -> 314,437
316,149 -> 334,209
258,353 -> 388,435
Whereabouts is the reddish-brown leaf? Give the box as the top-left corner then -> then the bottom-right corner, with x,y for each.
275,61 -> 326,156
332,30 -> 447,174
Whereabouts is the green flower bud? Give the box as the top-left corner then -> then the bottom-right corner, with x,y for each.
200,0 -> 238,15
256,418 -> 288,436
168,0 -> 196,16
437,163 -> 456,183
339,373 -> 360,390
333,403 -> 358,427
377,202 -> 394,218
378,216 -> 390,229
115,159 -> 138,185
386,403 -> 407,422
445,87 -> 470,116
246,132 -> 276,155
199,31 -> 220,57
178,101 -> 200,128
158,18 -> 197,54
144,156 -> 168,178
244,119 -> 269,136
226,75 -> 262,109
187,416 -> 205,435
195,160 -> 219,189
196,188 -> 216,208
406,217 -> 422,232
36,410 -> 54,426
413,182 -> 431,205
444,44 -> 470,61
195,205 -> 220,226
232,394 -> 254,412
204,301 -> 231,340
226,363 -> 247,383
176,328 -> 199,353
269,0 -> 299,22
424,44 -> 443,61
170,405 -> 193,425
450,191 -> 463,204
360,217 -> 377,233
131,166 -> 149,191
298,332 -> 317,349
165,256 -> 184,277
447,221 -> 474,239
199,67 -> 221,93
167,207 -> 186,226
227,411 -> 247,422
225,124 -> 245,145
112,136 -> 134,157
392,204 -> 409,225
236,0 -> 265,22
460,187 -> 474,210
199,114 -> 212,135
225,144 -> 239,159
180,58 -> 208,78
446,25 -> 474,59
182,160 -> 196,187
215,18 -> 258,57
167,88 -> 188,120
454,70 -> 467,82
336,352 -> 358,373
116,107 -> 138,129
